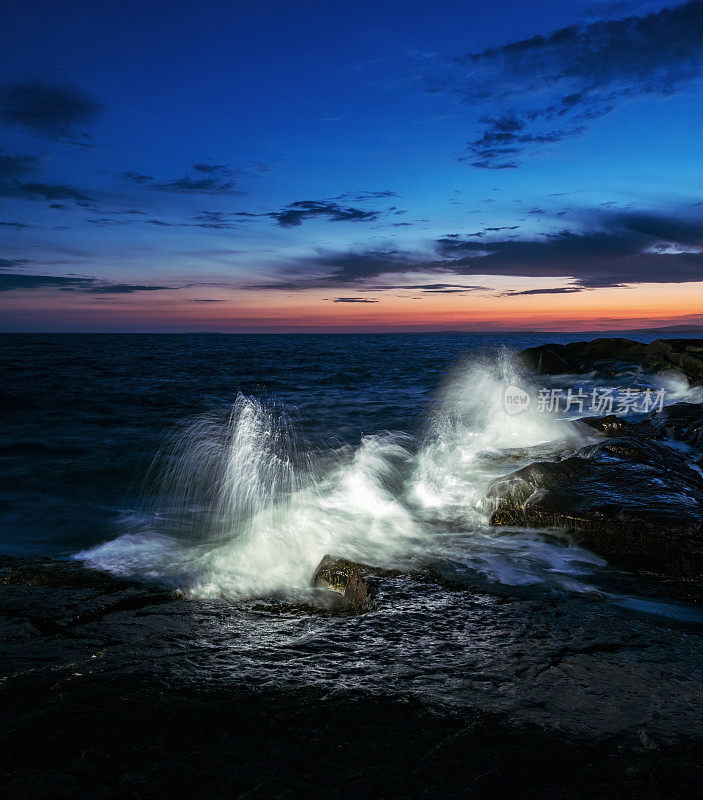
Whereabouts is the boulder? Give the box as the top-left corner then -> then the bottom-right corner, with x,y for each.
485,436 -> 703,577
310,555 -> 379,613
520,338 -> 703,384
632,402 -> 703,451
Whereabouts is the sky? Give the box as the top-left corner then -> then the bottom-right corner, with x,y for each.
1,0 -> 703,332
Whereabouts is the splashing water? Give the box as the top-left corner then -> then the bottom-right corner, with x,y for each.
79,393 -> 425,596
78,350 -> 662,599
409,348 -> 586,521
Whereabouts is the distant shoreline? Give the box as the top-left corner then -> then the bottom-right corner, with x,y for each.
1,327 -> 703,336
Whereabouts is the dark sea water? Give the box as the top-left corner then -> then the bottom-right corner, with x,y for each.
0,331 -> 624,557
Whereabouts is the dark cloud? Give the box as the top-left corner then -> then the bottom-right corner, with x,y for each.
243,208 -> 703,291
501,287 -> 590,296
0,151 -> 94,206
436,2 -> 703,166
462,114 -> 586,168
332,297 -> 379,303
0,152 -> 40,179
122,160 -> 270,196
86,210 -> 240,230
83,283 -> 174,294
332,190 -> 400,201
193,210 -> 239,229
436,210 -> 703,285
122,171 -> 153,184
0,220 -> 37,229
155,175 -> 241,195
123,165 -> 242,195
0,179 -> 94,206
0,82 -> 103,142
192,162 -> 231,175
0,181 -> 94,206
0,273 -> 174,293
366,282 -> 489,292
191,298 -> 226,302
0,258 -> 29,270
269,200 -> 382,227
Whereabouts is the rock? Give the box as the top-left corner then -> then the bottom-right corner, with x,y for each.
0,555 -> 138,591
485,436 -> 703,577
0,555 -> 174,632
308,555 -> 476,613
633,402 -> 703,451
310,555 -> 379,613
521,338 -> 703,384
579,414 -> 630,434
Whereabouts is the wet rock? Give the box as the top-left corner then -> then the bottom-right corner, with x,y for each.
0,555 -> 139,591
309,555 -> 475,613
0,555 -> 174,633
633,402 -> 703,451
579,414 -> 629,434
310,555 -> 379,613
486,436 -> 703,577
521,337 -> 703,384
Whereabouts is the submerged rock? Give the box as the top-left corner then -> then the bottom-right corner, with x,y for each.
486,435 -> 703,577
521,337 -> 703,384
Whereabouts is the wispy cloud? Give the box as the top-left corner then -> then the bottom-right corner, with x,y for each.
0,274 -> 175,293
420,1 -> 703,167
122,160 -> 271,196
269,200 -> 383,227
332,297 -> 379,303
240,206 -> 703,291
0,82 -> 103,143
123,162 -> 243,195
0,149 -> 95,206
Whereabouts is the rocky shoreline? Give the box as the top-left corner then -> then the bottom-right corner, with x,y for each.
2,337 -> 703,798
2,549 -> 703,798
485,339 -> 703,588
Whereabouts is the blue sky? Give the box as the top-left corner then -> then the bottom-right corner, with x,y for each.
1,0 -> 703,331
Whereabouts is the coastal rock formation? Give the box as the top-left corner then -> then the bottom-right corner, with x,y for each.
486,433 -> 703,577
635,402 -> 703,452
310,555 -> 379,613
520,337 -> 703,384
0,555 -> 173,636
2,551 -> 703,798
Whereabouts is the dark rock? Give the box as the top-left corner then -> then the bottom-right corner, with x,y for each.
0,555 -> 174,633
310,555 -> 379,613
0,555 -> 139,591
308,555 -> 476,612
486,436 -> 703,577
579,414 -> 630,434
633,402 -> 703,450
521,337 -> 703,384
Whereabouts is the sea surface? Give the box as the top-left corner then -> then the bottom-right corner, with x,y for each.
1,331 -> 702,612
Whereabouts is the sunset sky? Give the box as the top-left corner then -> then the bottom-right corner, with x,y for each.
2,0 -> 703,331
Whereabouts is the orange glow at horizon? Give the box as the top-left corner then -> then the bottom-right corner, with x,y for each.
2,279 -> 703,332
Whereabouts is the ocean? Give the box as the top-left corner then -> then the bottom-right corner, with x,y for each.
2,331 -> 702,608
